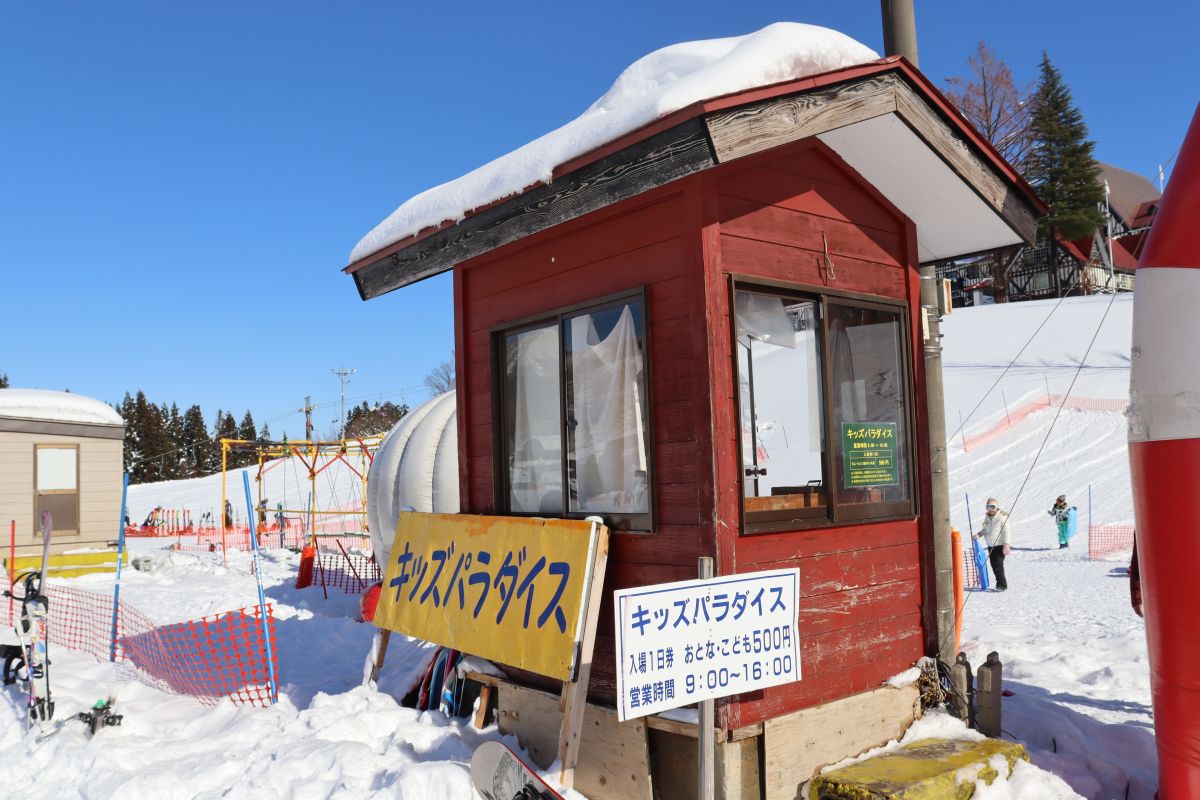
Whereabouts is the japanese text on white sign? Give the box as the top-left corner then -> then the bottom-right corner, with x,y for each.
613,568 -> 800,721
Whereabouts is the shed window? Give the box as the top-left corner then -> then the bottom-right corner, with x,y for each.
498,294 -> 651,530
734,285 -> 913,531
35,444 -> 79,534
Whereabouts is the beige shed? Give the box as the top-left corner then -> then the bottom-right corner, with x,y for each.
0,389 -> 124,557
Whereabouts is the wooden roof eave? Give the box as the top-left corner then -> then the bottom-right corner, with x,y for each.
348,59 -> 1045,301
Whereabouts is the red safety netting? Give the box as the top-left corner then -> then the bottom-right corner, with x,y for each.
310,550 -> 381,594
1089,524 -> 1136,560
1,582 -> 277,707
962,394 -> 1129,451
962,550 -> 981,589
118,602 -> 277,706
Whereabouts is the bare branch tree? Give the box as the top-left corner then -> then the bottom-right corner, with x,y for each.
424,353 -> 456,395
944,41 -> 1035,174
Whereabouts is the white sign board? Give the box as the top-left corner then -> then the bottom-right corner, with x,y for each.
613,567 -> 800,721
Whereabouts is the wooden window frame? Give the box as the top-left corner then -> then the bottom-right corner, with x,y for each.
730,276 -> 918,535
33,443 -> 80,537
491,287 -> 655,533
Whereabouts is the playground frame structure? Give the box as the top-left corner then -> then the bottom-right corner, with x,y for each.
219,436 -> 384,550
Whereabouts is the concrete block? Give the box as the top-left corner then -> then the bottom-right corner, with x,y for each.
809,737 -> 1028,799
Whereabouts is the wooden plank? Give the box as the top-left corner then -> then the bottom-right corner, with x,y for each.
762,684 -> 920,799
557,521 -> 610,790
355,119 -> 716,300
717,195 -> 904,268
705,75 -> 898,164
497,680 -> 653,800
892,77 -> 1038,245
717,161 -> 902,235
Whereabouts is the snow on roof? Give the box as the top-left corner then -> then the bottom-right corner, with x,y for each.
0,388 -> 123,427
349,22 -> 879,265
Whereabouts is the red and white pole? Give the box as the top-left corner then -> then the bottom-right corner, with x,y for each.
1129,103 -> 1200,799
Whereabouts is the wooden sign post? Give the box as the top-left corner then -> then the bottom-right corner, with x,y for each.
371,511 -> 609,793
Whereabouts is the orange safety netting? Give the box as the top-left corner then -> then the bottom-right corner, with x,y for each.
310,550 -> 381,594
1089,524 -> 1136,560
962,394 -> 1129,451
961,550 -> 981,589
2,583 -> 277,707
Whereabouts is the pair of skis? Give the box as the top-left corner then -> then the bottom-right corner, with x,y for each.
4,511 -> 54,733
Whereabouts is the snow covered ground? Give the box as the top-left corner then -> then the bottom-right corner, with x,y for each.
0,294 -> 1155,798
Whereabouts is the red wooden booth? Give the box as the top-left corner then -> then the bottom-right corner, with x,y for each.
347,54 -> 1042,799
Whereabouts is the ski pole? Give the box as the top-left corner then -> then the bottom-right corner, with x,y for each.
110,474 -> 129,662
242,471 -> 278,704
7,520 -> 13,627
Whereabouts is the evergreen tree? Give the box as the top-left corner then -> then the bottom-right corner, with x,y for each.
344,401 -> 409,438
164,403 -> 184,480
0,373 -> 8,388
215,410 -> 240,470
1026,53 -> 1104,240
181,404 -> 213,477
118,392 -> 137,474
130,392 -> 169,483
238,411 -> 258,468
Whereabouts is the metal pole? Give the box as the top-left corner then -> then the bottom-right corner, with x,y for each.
965,493 -> 974,534
697,556 -> 715,800
331,368 -> 357,439
959,410 -> 969,452
922,266 -> 955,664
1088,484 -> 1093,540
109,473 -> 129,661
1000,390 -> 1012,427
242,471 -> 278,704
880,0 -> 919,66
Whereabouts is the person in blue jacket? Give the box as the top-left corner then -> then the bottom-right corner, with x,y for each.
1049,495 -> 1071,548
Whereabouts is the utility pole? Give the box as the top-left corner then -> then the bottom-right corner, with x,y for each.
330,368 -> 356,439
922,267 -> 955,664
300,395 -> 315,443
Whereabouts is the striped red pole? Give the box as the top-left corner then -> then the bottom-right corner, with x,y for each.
1128,103 -> 1200,800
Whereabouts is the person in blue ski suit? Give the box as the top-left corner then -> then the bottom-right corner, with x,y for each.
1048,495 -> 1071,548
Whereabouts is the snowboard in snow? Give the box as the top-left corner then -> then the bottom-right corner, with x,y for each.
470,741 -> 563,800
972,536 -> 990,590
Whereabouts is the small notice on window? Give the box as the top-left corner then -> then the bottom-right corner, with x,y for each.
841,422 -> 899,488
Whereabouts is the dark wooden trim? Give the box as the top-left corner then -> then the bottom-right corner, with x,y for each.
704,71 -> 1040,248
0,417 -> 124,440
355,121 -> 716,300
705,74 -> 898,163
890,76 -> 1038,245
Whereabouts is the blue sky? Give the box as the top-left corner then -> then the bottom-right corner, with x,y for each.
2,0 -> 1194,439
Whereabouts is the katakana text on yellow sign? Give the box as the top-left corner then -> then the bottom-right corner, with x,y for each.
373,512 -> 608,681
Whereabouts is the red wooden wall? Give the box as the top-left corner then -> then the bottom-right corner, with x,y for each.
452,137 -> 934,728
703,140 -> 933,729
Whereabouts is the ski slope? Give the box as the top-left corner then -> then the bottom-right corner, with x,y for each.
1,293 -> 1156,799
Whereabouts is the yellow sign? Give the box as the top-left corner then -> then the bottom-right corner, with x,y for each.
374,512 -> 608,681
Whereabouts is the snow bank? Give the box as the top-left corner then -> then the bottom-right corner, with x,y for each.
349,22 -> 878,263
0,387 -> 123,426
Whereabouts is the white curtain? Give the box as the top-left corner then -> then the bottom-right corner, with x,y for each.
568,305 -> 647,513
509,326 -> 562,513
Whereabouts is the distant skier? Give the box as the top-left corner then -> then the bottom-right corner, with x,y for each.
224,499 -> 233,529
1049,495 -> 1071,548
973,497 -> 1012,592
